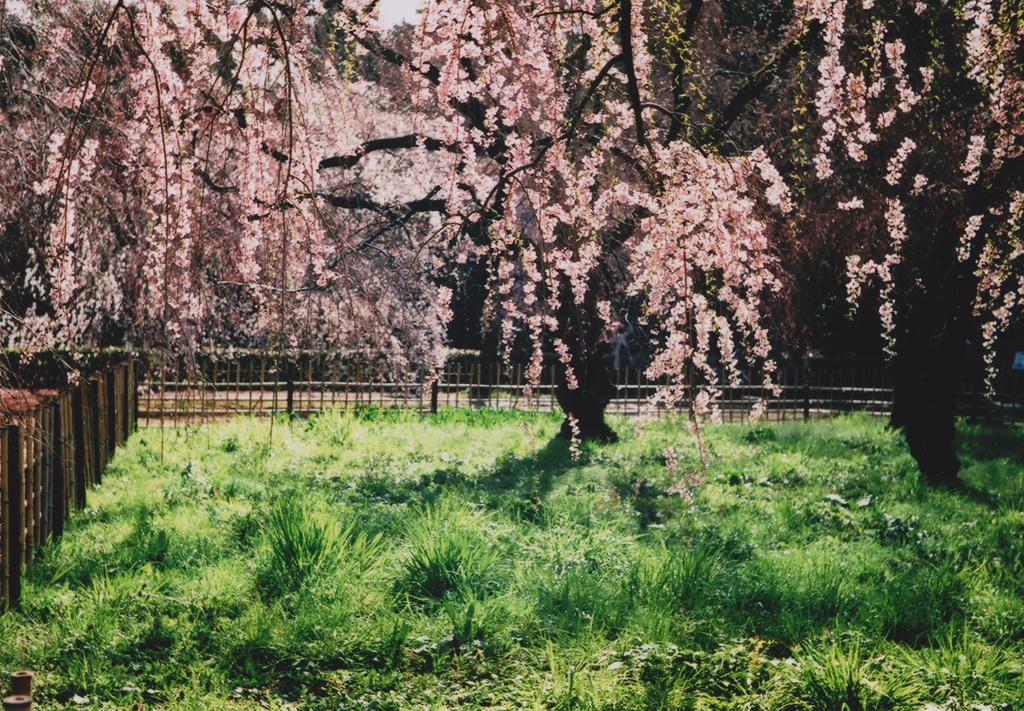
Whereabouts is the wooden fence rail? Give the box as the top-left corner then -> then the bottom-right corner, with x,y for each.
136,352 -> 1024,426
0,360 -> 136,610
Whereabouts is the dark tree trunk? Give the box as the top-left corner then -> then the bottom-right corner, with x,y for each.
552,270 -> 620,443
888,213 -> 973,489
555,344 -> 618,443
889,328 -> 965,488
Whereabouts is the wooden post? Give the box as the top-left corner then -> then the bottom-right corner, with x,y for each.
25,412 -> 39,566
306,359 -> 314,415
118,363 -> 127,445
10,671 -> 32,697
72,386 -> 86,506
6,424 -> 21,609
802,355 -> 811,421
106,369 -> 117,453
53,399 -> 67,541
2,694 -> 32,711
171,357 -> 180,429
246,358 -> 254,416
126,359 -> 136,436
286,358 -> 295,416
259,356 -> 267,415
454,362 -> 461,409
89,377 -> 104,485
39,406 -> 52,546
1,426 -> 9,608
318,355 -> 326,414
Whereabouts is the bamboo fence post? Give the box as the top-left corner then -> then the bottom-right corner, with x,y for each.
95,376 -> 107,483
205,357 -> 213,423
52,398 -> 67,542
244,358 -> 252,416
7,422 -> 21,608
430,371 -> 439,415
25,411 -> 40,566
259,356 -> 267,416
72,385 -> 87,506
39,406 -> 51,546
113,365 -> 122,447
107,369 -> 117,452
270,356 -> 279,416
2,694 -> 32,710
403,367 -> 410,411
127,358 -> 137,436
156,357 -> 163,430
10,671 -> 32,697
318,355 -> 326,414
1,426 -> 9,608
172,357 -> 180,429
630,364 -> 638,415
471,362 -> 478,409
17,418 -> 28,571
455,362 -> 461,409
119,363 -> 126,443
203,359 -> 211,446
306,359 -> 314,414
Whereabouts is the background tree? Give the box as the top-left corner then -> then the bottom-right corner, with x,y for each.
2,1 -> 452,375
787,0 -> 1024,487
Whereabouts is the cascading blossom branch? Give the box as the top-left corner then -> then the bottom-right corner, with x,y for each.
30,0 -> 452,367
797,0 -> 1024,383
406,0 -> 651,395
630,144 -> 783,424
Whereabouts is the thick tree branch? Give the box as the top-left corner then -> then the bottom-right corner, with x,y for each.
194,168 -> 237,193
317,189 -> 446,216
348,22 -> 441,85
701,21 -> 820,150
667,0 -> 703,142
318,134 -> 448,170
618,0 -> 648,149
564,53 -> 622,142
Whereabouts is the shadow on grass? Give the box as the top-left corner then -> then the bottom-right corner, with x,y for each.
956,423 -> 1024,509
469,435 -> 578,521
957,422 -> 1024,462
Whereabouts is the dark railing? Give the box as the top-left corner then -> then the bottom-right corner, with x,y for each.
0,359 -> 136,610
135,350 -> 1024,425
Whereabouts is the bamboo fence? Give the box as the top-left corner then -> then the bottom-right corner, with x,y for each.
135,351 -> 1024,426
0,360 -> 136,610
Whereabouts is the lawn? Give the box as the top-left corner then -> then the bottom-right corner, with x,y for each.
1,409 -> 1022,710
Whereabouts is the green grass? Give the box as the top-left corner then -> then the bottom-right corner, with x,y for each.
2,409 -> 1023,710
